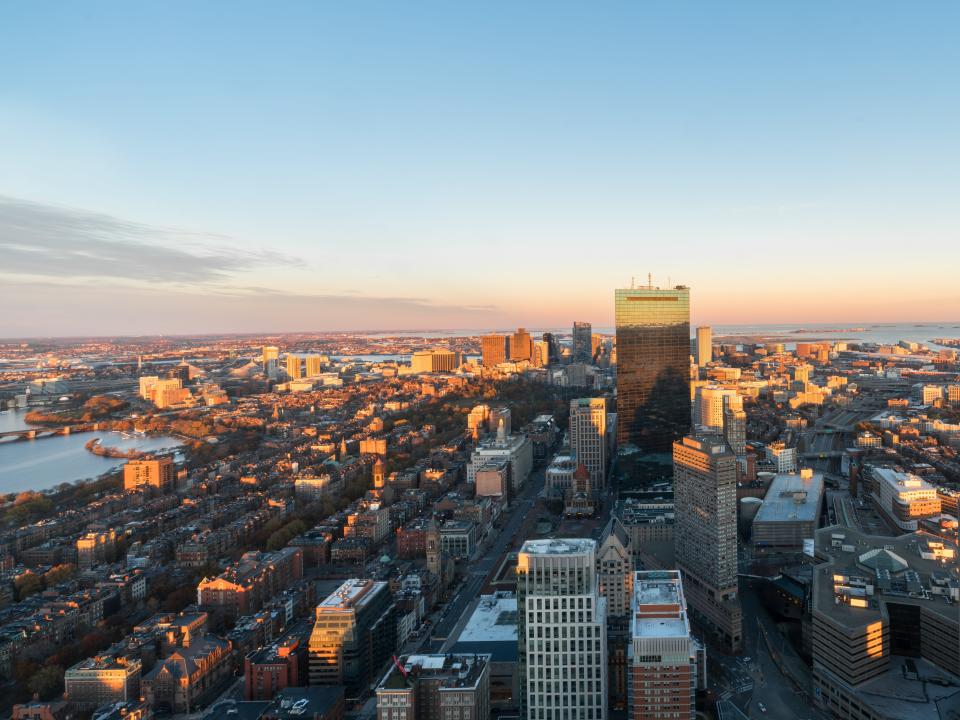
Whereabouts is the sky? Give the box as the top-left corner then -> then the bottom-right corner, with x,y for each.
1,2 -> 958,337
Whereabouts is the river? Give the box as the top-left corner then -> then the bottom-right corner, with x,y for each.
0,409 -> 183,495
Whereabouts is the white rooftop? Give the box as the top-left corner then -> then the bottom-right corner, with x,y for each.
521,538 -> 595,555
873,467 -> 937,493
633,617 -> 688,638
403,654 -> 447,670
317,578 -> 386,611
631,571 -> 691,639
753,471 -> 824,524
635,579 -> 682,606
457,593 -> 518,643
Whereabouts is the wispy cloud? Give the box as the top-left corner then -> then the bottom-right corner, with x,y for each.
0,195 -> 295,284
0,280 -> 505,337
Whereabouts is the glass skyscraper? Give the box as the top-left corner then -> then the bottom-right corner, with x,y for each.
614,286 -> 691,451
572,321 -> 593,363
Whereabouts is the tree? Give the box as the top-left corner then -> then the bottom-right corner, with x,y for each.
27,665 -> 64,700
162,586 -> 197,613
43,563 -> 76,587
15,572 -> 42,601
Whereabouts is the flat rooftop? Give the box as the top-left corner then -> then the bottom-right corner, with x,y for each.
520,538 -> 595,555
377,653 -> 490,691
873,466 -> 937,494
813,526 -> 959,627
753,471 -> 824,524
456,593 -> 518,644
632,571 -> 691,639
316,578 -> 386,612
819,656 -> 960,720
633,617 -> 688,638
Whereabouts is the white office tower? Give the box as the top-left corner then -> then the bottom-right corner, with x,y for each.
695,385 -> 741,433
517,539 -> 608,720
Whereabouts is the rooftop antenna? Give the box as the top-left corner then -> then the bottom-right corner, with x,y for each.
648,273 -> 652,289
630,276 -> 635,289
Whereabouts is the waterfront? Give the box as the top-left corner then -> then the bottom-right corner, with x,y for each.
0,420 -> 184,495
363,322 -> 960,346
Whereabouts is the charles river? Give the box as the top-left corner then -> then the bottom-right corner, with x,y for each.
0,409 -> 183,495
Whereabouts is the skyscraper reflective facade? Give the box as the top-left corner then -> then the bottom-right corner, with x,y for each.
614,287 -> 691,451
572,321 -> 593,363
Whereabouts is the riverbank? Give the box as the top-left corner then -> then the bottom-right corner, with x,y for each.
0,430 -> 186,495
84,437 -> 147,460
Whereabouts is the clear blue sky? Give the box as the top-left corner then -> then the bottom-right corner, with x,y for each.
1,2 -> 958,336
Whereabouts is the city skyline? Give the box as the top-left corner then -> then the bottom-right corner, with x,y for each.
2,3 -> 959,336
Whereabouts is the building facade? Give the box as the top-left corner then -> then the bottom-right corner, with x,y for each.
64,655 -> 141,710
481,335 -> 510,368
573,322 -> 593,364
308,579 -> 397,698
517,539 -> 608,720
629,570 -> 701,720
695,326 -> 712,369
614,286 -> 691,451
375,654 -> 491,720
123,458 -> 174,492
673,435 -> 742,651
569,398 -> 608,489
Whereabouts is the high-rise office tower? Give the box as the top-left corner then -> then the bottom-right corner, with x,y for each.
286,355 -> 303,379
305,354 -> 323,377
569,397 -> 608,489
673,435 -> 742,651
481,334 -> 510,367
511,327 -> 532,362
308,579 -> 397,697
591,334 -> 604,363
517,539 -> 608,720
411,348 -> 461,373
695,326 -> 712,369
723,403 -> 747,457
262,345 -> 280,365
615,286 -> 691,450
532,340 -> 551,368
629,570 -> 701,720
695,386 -> 741,433
597,517 -> 633,618
542,333 -> 560,364
572,321 -> 593,363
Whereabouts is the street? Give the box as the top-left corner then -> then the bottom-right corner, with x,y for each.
421,465 -> 546,652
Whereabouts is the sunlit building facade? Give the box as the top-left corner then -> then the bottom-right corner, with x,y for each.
308,579 -> 397,698
511,328 -> 532,362
695,326 -> 712,368
569,397 -> 607,489
123,457 -> 174,492
615,287 -> 691,451
286,355 -> 303,379
481,334 -> 510,367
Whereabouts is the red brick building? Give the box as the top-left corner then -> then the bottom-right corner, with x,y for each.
244,636 -> 306,701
